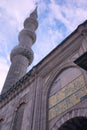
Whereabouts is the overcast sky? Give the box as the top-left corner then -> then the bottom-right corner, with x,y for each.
0,0 -> 87,92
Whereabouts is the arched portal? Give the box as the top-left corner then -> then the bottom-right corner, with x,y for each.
48,66 -> 87,130
58,117 -> 87,130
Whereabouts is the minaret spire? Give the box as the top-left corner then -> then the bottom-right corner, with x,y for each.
1,8 -> 38,94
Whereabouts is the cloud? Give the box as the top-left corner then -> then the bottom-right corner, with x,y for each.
49,0 -> 87,32
0,57 -> 9,93
0,0 -> 36,31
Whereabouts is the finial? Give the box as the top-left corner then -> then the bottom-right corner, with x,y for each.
30,6 -> 38,18
35,6 -> 38,12
24,7 -> 38,30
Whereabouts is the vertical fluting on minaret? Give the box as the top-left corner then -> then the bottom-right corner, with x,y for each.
1,7 -> 38,94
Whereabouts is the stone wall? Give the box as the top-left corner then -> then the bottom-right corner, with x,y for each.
0,21 -> 87,130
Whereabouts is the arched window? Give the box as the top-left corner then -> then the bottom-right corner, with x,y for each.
0,118 -> 3,130
12,103 -> 25,130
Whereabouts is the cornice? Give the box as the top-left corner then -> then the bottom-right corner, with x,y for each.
0,67 -> 36,109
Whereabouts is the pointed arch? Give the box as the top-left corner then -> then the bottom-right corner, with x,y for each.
40,62 -> 86,130
48,67 -> 86,120
12,102 -> 25,130
0,118 -> 4,130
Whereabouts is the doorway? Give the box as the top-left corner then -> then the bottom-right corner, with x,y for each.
58,117 -> 87,130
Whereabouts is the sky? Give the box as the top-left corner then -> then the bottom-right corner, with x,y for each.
0,0 -> 87,92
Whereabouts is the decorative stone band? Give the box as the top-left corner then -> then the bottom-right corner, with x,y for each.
10,45 -> 34,65
24,18 -> 38,30
0,67 -> 36,108
18,29 -> 36,44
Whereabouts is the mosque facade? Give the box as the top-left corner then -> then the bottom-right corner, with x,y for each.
0,8 -> 87,130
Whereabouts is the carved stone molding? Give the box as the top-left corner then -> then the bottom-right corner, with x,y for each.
0,67 -> 36,108
10,46 -> 34,65
15,99 -> 28,112
18,29 -> 36,44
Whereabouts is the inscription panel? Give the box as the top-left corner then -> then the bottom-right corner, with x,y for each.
48,75 -> 87,120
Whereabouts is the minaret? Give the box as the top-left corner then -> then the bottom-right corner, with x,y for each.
1,7 -> 38,94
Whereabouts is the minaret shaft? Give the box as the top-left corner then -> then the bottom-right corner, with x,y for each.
1,7 -> 38,94
2,55 -> 29,93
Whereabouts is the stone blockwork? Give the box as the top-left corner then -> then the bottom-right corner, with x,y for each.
0,20 -> 87,130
